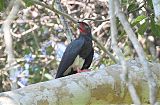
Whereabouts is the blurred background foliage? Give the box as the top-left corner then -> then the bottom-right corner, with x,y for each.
0,0 -> 160,92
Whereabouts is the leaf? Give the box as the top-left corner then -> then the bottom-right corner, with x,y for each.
151,17 -> 160,37
23,0 -> 34,7
128,3 -> 137,13
31,65 -> 40,72
0,0 -> 5,11
131,15 -> 147,27
138,22 -> 147,35
24,48 -> 31,54
147,0 -> 153,9
46,46 -> 54,55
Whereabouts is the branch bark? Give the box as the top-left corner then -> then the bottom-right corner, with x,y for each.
0,60 -> 160,105
152,0 -> 160,24
54,0 -> 73,42
2,0 -> 21,90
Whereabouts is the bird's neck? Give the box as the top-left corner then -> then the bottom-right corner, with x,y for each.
79,32 -> 92,37
78,33 -> 92,41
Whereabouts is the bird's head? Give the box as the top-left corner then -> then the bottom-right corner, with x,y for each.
77,22 -> 91,34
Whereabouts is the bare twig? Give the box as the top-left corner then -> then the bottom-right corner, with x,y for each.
114,0 -> 157,104
32,0 -> 77,23
10,22 -> 39,38
92,21 -> 109,35
54,0 -> 73,42
109,0 -> 141,104
91,19 -> 116,63
82,18 -> 109,22
92,35 -> 117,63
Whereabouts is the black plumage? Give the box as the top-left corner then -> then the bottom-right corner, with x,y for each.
55,22 -> 94,79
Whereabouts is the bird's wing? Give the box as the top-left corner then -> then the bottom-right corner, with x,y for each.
55,38 -> 85,78
81,48 -> 94,70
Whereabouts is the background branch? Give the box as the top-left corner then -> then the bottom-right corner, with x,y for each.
114,0 -> 158,104
32,0 -> 77,23
109,0 -> 141,104
92,36 -> 117,63
54,0 -> 73,42
152,0 -> 160,24
2,0 -> 21,90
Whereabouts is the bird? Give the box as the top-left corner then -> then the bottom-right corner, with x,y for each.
55,21 -> 94,79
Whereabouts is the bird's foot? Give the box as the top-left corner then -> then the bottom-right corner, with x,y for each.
75,69 -> 91,76
77,69 -> 91,73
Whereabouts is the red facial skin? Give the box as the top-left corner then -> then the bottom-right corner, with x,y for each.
79,27 -> 86,33
78,22 -> 88,33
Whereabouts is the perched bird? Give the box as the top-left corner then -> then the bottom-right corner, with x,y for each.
55,22 -> 94,79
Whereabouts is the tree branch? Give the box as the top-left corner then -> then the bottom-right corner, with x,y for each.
54,0 -> 73,42
92,35 -> 117,63
152,0 -> 160,24
32,0 -> 77,23
114,0 -> 158,104
2,0 -> 21,90
10,22 -> 39,38
0,60 -> 160,105
109,0 -> 141,104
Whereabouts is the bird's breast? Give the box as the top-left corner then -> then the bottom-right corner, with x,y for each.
79,42 -> 92,58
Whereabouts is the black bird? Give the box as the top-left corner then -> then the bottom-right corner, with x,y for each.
55,22 -> 94,78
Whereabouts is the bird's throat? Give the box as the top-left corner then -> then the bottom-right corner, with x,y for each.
79,28 -> 87,33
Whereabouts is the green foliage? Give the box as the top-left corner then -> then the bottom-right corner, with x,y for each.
46,46 -> 54,55
0,0 -> 5,11
147,0 -> 153,9
127,3 -> 137,13
138,22 -> 147,35
151,17 -> 160,37
23,0 -> 34,7
29,65 -> 41,83
131,15 -> 147,27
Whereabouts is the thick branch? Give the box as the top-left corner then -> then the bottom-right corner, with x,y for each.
0,60 -> 160,105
